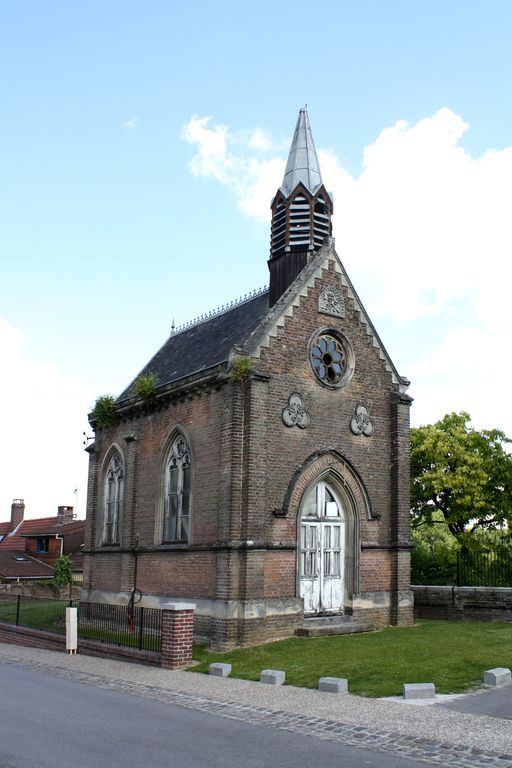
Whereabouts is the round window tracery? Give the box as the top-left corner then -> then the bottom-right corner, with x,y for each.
309,330 -> 354,388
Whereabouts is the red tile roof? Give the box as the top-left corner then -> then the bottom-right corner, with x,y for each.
0,518 -> 84,552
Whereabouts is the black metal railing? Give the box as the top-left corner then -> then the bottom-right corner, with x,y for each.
0,596 -> 162,653
457,549 -> 512,588
77,602 -> 162,653
0,595 -> 74,633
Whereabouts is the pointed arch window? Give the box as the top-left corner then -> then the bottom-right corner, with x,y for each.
163,435 -> 191,543
101,450 -> 124,546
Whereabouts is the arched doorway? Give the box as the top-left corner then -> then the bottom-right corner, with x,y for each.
299,480 -> 345,614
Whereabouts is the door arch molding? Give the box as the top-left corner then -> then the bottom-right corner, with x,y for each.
284,451 -> 371,605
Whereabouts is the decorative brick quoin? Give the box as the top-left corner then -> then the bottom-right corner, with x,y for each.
82,108 -> 414,651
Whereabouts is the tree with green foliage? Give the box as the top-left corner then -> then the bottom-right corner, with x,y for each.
53,554 -> 73,587
411,511 -> 459,584
411,412 -> 512,539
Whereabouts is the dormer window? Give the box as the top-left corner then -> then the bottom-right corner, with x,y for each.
37,537 -> 50,553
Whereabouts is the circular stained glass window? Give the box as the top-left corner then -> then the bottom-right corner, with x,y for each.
309,330 -> 354,388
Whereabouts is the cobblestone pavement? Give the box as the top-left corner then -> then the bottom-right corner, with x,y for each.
1,649 -> 511,768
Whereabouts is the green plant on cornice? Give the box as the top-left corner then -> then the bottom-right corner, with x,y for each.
229,356 -> 251,384
132,372 -> 159,401
91,395 -> 118,429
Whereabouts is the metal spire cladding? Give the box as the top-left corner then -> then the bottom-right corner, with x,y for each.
280,106 -> 323,197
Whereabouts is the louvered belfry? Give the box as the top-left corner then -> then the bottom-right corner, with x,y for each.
268,107 -> 333,306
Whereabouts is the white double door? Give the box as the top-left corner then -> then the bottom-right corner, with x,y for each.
299,482 -> 344,614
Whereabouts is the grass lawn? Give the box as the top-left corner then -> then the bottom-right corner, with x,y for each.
190,620 -> 512,697
0,599 -> 67,633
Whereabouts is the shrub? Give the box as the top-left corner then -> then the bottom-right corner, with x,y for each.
229,356 -> 251,383
132,372 -> 158,400
91,395 -> 118,428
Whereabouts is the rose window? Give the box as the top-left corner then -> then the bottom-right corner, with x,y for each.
309,331 -> 354,388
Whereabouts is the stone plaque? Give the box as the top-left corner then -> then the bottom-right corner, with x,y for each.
318,286 -> 345,318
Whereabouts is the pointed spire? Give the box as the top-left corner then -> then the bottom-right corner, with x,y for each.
280,106 -> 323,197
267,108 -> 333,307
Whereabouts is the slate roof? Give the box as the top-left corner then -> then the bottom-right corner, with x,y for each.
118,288 -> 270,402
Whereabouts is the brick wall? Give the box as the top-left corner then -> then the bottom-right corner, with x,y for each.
83,248 -> 412,647
413,585 -> 512,622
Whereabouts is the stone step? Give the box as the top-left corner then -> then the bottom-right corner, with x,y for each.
295,616 -> 375,638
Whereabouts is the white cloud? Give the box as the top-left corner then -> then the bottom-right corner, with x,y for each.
0,317 -> 90,521
181,115 -> 285,219
182,110 -> 512,435
122,116 -> 139,130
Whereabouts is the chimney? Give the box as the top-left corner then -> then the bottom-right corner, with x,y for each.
10,499 -> 25,531
57,505 -> 74,525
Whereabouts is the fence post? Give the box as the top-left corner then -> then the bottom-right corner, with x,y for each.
66,606 -> 78,654
138,607 -> 144,651
15,595 -> 20,626
160,602 -> 195,669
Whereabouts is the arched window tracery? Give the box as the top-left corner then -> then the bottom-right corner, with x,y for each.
163,435 -> 191,543
101,450 -> 124,545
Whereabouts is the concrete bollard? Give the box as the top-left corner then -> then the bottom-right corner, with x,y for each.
209,662 -> 232,678
403,683 -> 436,700
318,676 -> 348,693
260,669 -> 285,685
483,668 -> 511,687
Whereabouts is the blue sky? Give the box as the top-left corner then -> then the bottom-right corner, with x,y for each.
1,1 -> 511,519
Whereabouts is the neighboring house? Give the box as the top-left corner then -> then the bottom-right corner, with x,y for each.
83,108 -> 413,650
0,499 -> 85,582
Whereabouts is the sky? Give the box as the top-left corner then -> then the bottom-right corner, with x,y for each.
1,1 -> 511,520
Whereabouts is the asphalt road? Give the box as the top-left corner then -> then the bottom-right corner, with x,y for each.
0,661 -> 424,768
438,685 -> 512,720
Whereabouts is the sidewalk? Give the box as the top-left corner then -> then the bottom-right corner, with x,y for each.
1,642 -> 511,762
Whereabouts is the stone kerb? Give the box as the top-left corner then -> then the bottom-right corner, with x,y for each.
161,602 -> 196,670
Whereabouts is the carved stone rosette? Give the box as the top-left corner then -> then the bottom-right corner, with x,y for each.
350,404 -> 374,437
282,393 -> 311,429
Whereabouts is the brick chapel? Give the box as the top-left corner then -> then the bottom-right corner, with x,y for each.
82,108 -> 414,650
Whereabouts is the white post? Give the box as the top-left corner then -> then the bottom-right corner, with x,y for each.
66,606 -> 78,654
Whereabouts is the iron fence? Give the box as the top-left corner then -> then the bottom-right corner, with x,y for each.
78,601 -> 162,653
457,549 -> 512,587
0,596 -> 162,653
0,595 -> 74,633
